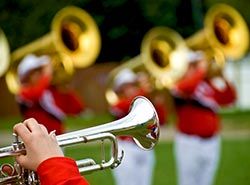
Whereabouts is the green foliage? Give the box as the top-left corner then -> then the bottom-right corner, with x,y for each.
1,0 -> 249,61
138,0 -> 180,27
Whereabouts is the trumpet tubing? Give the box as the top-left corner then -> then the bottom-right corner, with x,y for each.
0,96 -> 160,185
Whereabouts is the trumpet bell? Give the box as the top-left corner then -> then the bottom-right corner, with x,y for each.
0,96 -> 160,184
57,96 -> 160,150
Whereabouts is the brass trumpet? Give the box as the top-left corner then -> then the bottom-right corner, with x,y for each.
105,27 -> 189,105
186,3 -> 249,62
0,96 -> 160,185
0,28 -> 10,77
5,6 -> 101,94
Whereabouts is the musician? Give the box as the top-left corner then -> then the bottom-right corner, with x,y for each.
13,118 -> 89,185
16,54 -> 84,135
171,50 -> 236,185
109,68 -> 166,185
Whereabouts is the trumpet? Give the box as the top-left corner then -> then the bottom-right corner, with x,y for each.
0,28 -> 10,77
5,6 -> 101,94
105,27 -> 189,105
0,96 -> 160,185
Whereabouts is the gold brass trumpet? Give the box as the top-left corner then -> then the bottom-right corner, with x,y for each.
0,29 -> 10,77
5,6 -> 101,94
0,96 -> 160,185
105,27 -> 189,105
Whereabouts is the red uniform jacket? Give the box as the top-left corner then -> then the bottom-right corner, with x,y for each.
37,157 -> 89,185
172,69 -> 236,138
17,76 -> 84,134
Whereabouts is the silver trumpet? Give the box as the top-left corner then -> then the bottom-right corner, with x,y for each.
0,96 -> 160,184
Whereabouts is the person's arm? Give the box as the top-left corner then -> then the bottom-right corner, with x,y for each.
175,68 -> 206,95
61,90 -> 85,115
20,75 -> 51,102
37,157 -> 89,185
13,118 -> 89,185
210,77 -> 237,106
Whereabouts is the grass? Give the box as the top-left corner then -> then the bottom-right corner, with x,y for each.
1,139 -> 250,185
63,139 -> 250,185
220,109 -> 250,130
0,109 -> 250,132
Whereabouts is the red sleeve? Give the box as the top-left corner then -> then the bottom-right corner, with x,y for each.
50,87 -> 84,115
153,102 -> 168,125
37,157 -> 89,185
175,69 -> 206,95
20,75 -> 50,102
212,81 -> 237,106
61,91 -> 84,115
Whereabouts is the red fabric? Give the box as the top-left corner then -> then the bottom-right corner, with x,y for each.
177,105 -> 220,137
49,86 -> 84,115
175,69 -> 206,96
110,89 -> 148,119
20,75 -> 51,102
18,78 -> 84,135
23,108 -> 65,135
208,80 -> 236,106
173,72 -> 236,138
153,101 -> 167,126
37,157 -> 89,185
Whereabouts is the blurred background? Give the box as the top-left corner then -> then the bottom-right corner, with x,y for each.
0,0 -> 250,185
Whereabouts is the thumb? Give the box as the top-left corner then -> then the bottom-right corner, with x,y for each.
15,155 -> 29,169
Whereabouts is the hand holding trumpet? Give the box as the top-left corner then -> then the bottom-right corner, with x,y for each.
0,96 -> 159,185
13,118 -> 64,171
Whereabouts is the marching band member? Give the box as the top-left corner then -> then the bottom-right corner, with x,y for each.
13,118 -> 89,185
16,54 -> 84,135
171,50 -> 236,185
109,68 -> 166,185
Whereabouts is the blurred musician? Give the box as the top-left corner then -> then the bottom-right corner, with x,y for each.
171,50 -> 236,185
16,54 -> 84,135
109,68 -> 166,185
